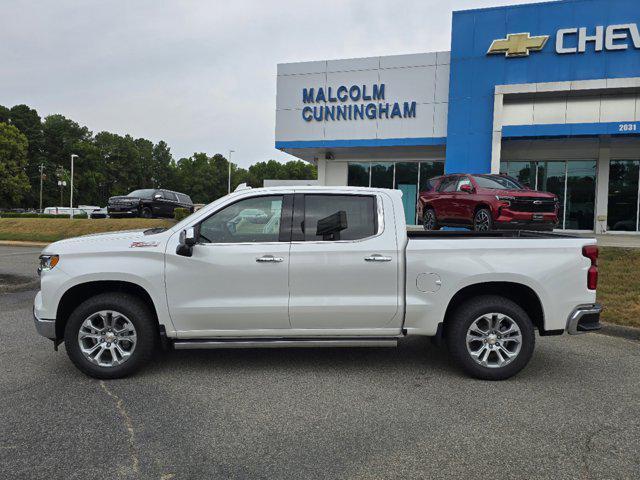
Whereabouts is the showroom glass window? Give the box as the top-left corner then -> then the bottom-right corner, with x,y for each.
608,160 -> 640,232
198,195 -> 284,243
303,195 -> 376,241
346,161 -> 444,225
501,160 -> 595,230
347,163 -> 370,187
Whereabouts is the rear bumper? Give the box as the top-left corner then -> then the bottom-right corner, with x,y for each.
33,292 -> 56,340
566,304 -> 602,335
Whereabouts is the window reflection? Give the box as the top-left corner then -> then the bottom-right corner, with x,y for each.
347,160 -> 444,225
565,161 -> 596,230
608,160 -> 640,232
501,159 -> 597,230
347,163 -> 370,187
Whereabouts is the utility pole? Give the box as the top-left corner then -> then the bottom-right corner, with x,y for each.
39,164 -> 44,213
228,150 -> 235,194
70,154 -> 78,218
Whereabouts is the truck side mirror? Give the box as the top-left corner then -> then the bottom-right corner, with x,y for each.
176,226 -> 198,257
459,184 -> 474,193
154,193 -> 163,200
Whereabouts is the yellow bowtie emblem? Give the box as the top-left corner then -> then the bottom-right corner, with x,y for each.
488,33 -> 549,57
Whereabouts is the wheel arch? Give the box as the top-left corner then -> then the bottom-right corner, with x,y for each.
442,282 -> 546,334
474,203 -> 493,215
55,281 -> 160,340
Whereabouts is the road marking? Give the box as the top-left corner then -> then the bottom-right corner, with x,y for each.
99,380 -> 141,475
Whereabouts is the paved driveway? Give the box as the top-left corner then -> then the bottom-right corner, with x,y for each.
1,247 -> 639,479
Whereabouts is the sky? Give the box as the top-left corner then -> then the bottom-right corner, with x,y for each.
1,0 -> 550,167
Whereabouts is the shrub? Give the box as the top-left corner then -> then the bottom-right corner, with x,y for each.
174,208 -> 190,221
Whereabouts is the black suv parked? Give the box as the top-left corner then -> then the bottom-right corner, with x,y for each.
107,189 -> 194,218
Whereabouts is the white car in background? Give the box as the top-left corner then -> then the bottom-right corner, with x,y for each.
43,207 -> 87,216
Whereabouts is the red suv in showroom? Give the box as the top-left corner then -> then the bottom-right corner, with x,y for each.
418,174 -> 559,231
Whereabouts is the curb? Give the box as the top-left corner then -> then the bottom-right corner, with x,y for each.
598,322 -> 640,342
0,240 -> 49,247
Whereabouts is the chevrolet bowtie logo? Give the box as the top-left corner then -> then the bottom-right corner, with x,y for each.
487,33 -> 549,58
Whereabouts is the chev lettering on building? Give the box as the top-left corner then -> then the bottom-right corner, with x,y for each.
556,23 -> 640,54
488,23 -> 640,58
301,83 -> 417,122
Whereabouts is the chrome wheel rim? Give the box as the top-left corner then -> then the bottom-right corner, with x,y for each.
77,310 -> 137,368
466,313 -> 522,369
475,210 -> 491,231
423,210 -> 436,230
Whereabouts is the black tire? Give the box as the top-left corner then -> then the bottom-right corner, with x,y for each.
473,207 -> 493,232
445,295 -> 535,380
140,207 -> 152,219
64,293 -> 158,379
423,208 -> 440,231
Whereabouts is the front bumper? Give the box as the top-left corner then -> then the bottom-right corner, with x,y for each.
107,206 -> 140,216
566,304 -> 602,335
494,220 -> 557,231
33,291 -> 56,340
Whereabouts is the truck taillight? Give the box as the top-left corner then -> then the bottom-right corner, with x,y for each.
582,245 -> 598,290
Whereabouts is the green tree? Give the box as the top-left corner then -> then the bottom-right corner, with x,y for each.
0,105 -> 10,124
0,122 -> 31,206
42,114 -> 93,207
9,105 -> 45,206
151,141 -> 176,189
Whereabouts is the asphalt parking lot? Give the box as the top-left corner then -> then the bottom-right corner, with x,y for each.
1,246 -> 639,479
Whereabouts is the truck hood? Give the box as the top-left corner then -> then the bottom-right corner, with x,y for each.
42,229 -> 172,255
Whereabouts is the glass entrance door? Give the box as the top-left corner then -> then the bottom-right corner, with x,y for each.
608,160 -> 640,232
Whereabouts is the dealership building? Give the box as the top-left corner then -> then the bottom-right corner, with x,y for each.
275,0 -> 640,232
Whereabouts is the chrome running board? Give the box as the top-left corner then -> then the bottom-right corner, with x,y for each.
173,337 -> 399,350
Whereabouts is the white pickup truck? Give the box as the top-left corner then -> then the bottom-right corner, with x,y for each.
34,186 -> 602,380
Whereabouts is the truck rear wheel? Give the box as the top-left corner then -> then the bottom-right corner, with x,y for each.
64,293 -> 158,379
446,295 -> 535,380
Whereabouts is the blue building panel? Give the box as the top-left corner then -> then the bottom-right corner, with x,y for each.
445,0 -> 640,174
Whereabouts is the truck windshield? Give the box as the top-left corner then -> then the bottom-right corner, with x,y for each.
127,189 -> 155,199
472,175 -> 524,190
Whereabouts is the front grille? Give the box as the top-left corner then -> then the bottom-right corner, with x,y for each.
509,198 -> 557,213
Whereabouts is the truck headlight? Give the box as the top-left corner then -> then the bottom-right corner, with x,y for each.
38,254 -> 59,275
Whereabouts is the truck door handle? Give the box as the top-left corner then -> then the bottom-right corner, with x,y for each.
364,254 -> 392,262
256,255 -> 284,263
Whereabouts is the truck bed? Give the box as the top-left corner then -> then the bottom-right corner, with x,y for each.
407,229 -> 580,240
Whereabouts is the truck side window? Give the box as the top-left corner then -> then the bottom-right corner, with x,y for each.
438,177 -> 458,192
162,191 -> 178,202
456,177 -> 472,191
303,195 -> 376,241
198,195 -> 284,243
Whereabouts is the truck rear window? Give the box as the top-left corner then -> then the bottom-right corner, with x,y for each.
303,195 -> 376,241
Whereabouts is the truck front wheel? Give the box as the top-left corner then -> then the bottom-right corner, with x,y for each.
64,293 -> 158,379
446,295 -> 535,380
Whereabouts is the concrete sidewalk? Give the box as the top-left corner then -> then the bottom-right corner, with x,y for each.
589,234 -> 640,248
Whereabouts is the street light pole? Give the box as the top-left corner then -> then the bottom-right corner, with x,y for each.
70,154 -> 78,218
39,164 -> 44,213
228,150 -> 235,194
